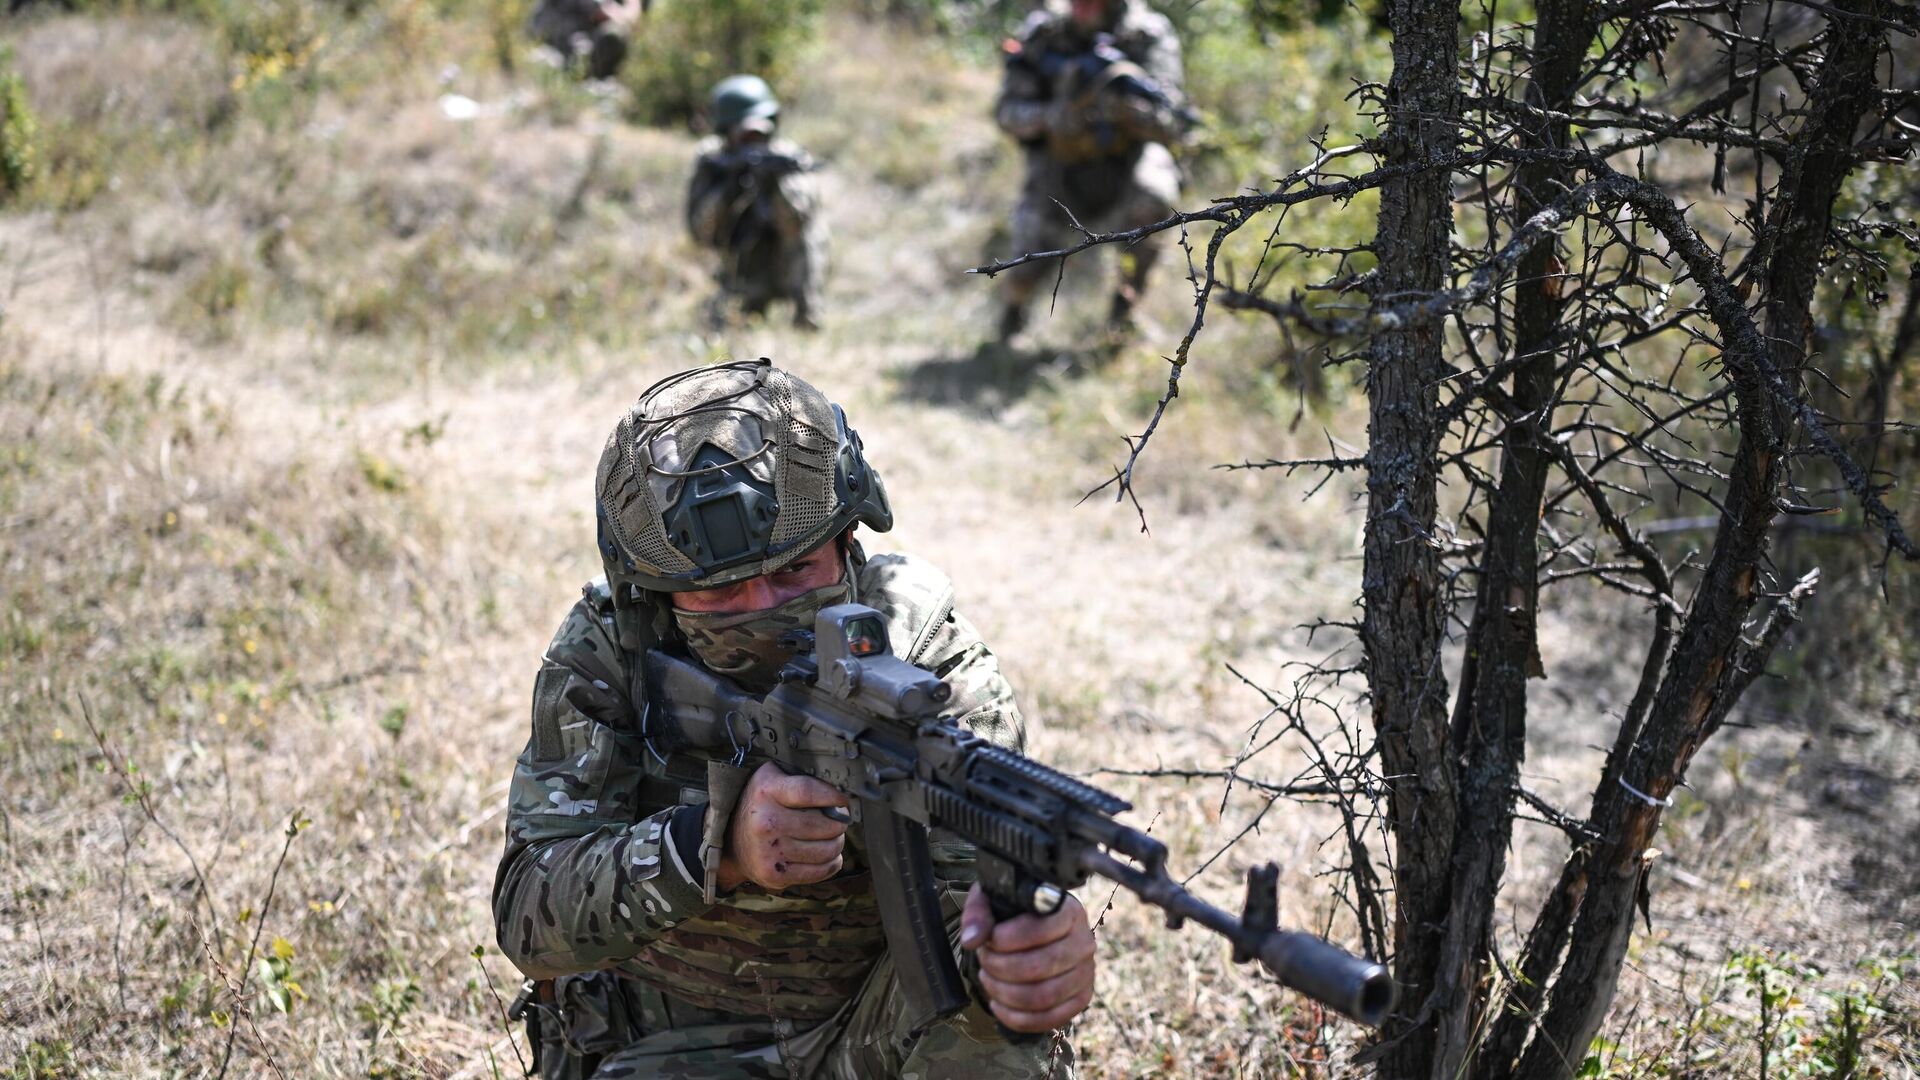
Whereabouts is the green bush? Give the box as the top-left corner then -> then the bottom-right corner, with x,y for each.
617,0 -> 822,128
0,51 -> 37,203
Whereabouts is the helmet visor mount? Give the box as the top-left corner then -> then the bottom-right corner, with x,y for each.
657,440 -> 780,571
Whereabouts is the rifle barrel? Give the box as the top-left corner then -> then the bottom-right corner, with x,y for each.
1078,847 -> 1394,1025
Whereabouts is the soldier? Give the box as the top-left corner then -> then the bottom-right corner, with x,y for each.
993,0 -> 1193,342
528,0 -> 646,80
687,77 -> 828,331
493,359 -> 1092,1078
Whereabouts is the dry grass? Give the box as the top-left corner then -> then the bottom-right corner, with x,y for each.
1,6 -> 1915,1078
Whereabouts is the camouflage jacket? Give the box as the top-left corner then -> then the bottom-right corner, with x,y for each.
995,0 -> 1188,161
528,0 -> 630,44
686,136 -> 821,254
492,554 -> 1024,1018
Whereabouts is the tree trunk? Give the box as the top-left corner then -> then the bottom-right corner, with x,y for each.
1361,0 -> 1462,1073
1438,1 -> 1601,1073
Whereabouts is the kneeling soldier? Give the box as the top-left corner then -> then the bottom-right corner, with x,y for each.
494,360 -> 1090,1077
993,0 -> 1195,341
687,78 -> 829,331
528,0 -> 644,80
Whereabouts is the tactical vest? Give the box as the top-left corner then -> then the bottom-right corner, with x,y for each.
613,554 -> 960,1021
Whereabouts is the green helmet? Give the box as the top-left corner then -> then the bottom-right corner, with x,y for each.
595,359 -> 892,647
709,74 -> 780,133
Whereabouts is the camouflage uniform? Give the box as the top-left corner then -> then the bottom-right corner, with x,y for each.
994,0 -> 1189,334
686,136 -> 828,330
494,552 -> 1071,1079
528,0 -> 635,80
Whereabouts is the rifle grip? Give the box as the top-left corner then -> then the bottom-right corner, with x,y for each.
981,890 -> 1051,1047
861,798 -> 971,1029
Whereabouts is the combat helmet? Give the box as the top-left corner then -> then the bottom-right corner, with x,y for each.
709,74 -> 780,134
595,359 -> 892,649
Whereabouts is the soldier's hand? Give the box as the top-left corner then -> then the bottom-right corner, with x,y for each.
959,884 -> 1098,1033
716,761 -> 849,893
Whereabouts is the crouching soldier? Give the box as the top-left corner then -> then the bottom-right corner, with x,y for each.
493,360 -> 1090,1077
687,77 -> 828,331
993,0 -> 1195,342
528,0 -> 645,80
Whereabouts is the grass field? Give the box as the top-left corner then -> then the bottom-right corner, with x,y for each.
2,5 -> 1915,1077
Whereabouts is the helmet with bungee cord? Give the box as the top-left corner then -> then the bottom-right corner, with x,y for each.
593,358 -> 892,650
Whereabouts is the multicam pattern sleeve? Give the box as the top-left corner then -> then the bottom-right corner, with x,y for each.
994,12 -> 1056,143
492,594 -> 712,980
685,136 -> 731,250
1113,8 -> 1188,145
764,138 -> 820,243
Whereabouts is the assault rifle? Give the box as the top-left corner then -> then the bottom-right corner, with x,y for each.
712,146 -> 809,181
695,146 -> 809,260
642,603 -> 1395,1028
1009,31 -> 1200,132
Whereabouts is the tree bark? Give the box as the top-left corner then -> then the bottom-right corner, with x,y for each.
1436,1 -> 1601,1073
1514,5 -> 1888,1074
1361,0 -> 1462,1073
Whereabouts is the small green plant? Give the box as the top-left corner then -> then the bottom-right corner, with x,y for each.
4,1038 -> 75,1080
160,971 -> 215,1024
217,0 -> 326,95
357,974 -> 423,1072
0,49 -> 38,204
259,936 -> 309,1016
181,257 -> 253,337
1732,950 -> 1807,1080
357,450 -> 408,493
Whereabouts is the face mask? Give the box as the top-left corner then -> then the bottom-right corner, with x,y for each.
672,580 -> 855,692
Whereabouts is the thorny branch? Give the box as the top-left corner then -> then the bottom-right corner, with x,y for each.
969,112 -> 1917,562
993,0 -> 1920,1071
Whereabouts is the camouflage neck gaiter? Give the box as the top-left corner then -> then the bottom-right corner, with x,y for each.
672,580 -> 855,692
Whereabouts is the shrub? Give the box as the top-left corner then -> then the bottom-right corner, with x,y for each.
0,50 -> 37,203
617,0 -> 822,128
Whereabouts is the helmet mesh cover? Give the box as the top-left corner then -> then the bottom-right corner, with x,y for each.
597,363 -> 845,586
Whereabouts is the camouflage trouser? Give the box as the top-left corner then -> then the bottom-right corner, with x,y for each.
714,224 -> 826,329
528,4 -> 628,79
999,142 -> 1182,314
531,942 -> 1073,1080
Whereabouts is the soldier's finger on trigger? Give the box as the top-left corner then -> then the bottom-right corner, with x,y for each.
764,804 -> 848,842
768,773 -> 850,810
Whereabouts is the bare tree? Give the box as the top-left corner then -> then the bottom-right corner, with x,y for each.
975,0 -> 1917,1075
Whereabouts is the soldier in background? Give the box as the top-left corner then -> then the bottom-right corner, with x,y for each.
493,361 -> 1090,1077
993,0 -> 1194,342
528,0 -> 646,81
686,76 -> 828,331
